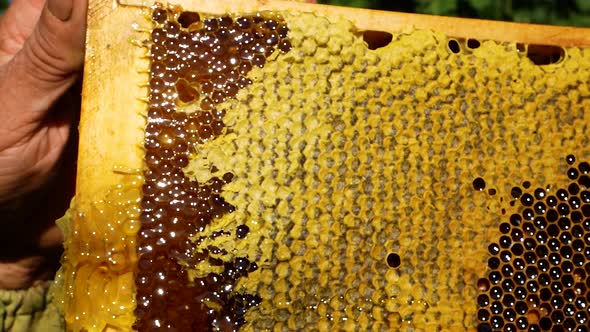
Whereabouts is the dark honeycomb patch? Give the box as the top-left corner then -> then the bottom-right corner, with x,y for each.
477,156 -> 590,332
136,4 -> 291,331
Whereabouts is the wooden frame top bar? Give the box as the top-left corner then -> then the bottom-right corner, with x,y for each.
118,0 -> 590,48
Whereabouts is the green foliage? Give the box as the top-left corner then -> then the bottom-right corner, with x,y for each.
317,0 -> 590,27
323,0 -> 376,7
415,0 -> 458,16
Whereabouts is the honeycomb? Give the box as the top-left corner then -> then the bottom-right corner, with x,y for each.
58,2 -> 590,331
193,15 -> 590,331
476,156 -> 590,332
135,5 -> 291,331
55,176 -> 142,331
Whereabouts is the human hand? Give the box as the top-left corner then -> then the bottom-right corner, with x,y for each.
0,0 -> 86,289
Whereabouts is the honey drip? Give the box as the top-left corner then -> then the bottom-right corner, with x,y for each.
136,5 -> 291,331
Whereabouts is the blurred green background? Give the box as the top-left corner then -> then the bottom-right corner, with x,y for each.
318,0 -> 590,27
0,0 -> 588,26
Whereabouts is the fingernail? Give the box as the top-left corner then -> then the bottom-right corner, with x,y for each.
48,0 -> 74,21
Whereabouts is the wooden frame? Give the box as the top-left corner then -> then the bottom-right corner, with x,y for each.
74,1 -> 590,330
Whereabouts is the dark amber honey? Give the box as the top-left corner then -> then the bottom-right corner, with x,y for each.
137,5 -> 291,331
477,156 -> 590,332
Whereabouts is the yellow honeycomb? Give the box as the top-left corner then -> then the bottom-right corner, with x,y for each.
60,4 -> 590,332
55,175 -> 142,332
190,12 -> 590,331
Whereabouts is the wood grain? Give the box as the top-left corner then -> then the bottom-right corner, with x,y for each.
78,0 -> 148,207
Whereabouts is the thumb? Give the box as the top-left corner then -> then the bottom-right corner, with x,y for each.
0,0 -> 87,123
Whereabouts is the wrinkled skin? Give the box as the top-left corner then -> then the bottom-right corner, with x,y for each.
0,0 -> 86,290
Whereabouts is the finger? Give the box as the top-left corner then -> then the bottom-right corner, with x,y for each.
0,0 -> 87,127
48,0 -> 74,21
0,0 -> 45,63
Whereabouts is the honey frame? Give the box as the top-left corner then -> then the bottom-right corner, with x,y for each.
73,1 -> 590,331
